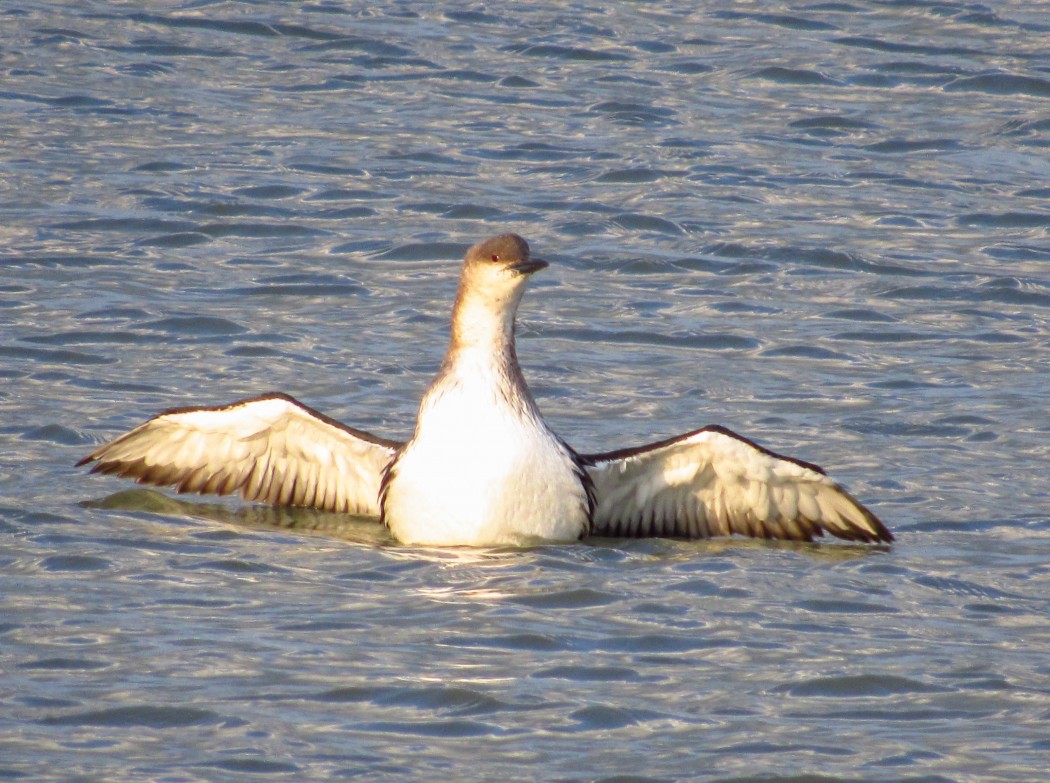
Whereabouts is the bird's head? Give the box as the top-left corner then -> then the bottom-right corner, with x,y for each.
461,233 -> 547,293
451,233 -> 548,350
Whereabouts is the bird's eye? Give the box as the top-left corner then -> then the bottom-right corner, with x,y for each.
490,254 -> 500,262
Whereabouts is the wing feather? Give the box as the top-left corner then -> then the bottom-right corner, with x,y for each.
583,425 -> 892,544
78,392 -> 401,518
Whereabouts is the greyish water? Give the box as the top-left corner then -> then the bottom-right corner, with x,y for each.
1,1 -> 1048,781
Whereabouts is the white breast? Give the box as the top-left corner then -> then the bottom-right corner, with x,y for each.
382,366 -> 588,547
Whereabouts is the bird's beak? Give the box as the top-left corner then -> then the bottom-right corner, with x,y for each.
511,258 -> 549,276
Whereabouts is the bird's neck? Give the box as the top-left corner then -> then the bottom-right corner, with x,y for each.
414,279 -> 545,435
446,285 -> 521,374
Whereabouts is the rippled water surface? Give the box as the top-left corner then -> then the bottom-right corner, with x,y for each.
3,1 -> 1049,781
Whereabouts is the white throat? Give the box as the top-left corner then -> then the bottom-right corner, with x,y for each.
380,261 -> 590,546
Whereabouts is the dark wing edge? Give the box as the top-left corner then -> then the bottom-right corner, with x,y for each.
581,425 -> 892,544
78,392 -> 403,518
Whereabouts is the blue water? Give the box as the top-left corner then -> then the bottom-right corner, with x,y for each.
3,1 -> 1049,781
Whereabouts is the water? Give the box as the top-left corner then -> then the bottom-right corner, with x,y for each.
2,1 -> 1049,780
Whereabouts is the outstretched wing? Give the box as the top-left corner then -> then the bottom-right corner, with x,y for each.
78,392 -> 402,517
582,426 -> 891,543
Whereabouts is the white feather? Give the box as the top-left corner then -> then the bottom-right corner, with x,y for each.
79,393 -> 396,518
585,427 -> 889,543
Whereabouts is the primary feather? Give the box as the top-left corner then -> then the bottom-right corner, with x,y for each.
78,392 -> 399,518
583,426 -> 891,543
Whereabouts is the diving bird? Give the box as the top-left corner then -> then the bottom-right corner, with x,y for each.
78,233 -> 892,547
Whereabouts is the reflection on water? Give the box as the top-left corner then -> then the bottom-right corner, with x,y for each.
84,489 -> 394,547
